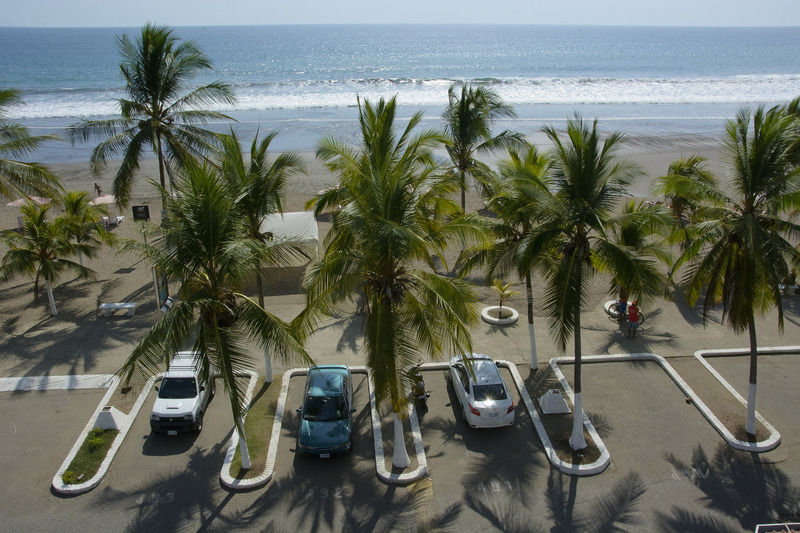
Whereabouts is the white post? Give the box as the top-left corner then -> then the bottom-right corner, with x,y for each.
569,392 -> 587,450
264,347 -> 273,384
45,280 -> 57,316
746,383 -> 757,435
392,412 -> 410,468
528,323 -> 538,370
237,418 -> 251,470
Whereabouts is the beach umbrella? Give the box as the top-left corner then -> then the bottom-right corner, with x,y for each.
88,195 -> 116,206
6,196 -> 51,207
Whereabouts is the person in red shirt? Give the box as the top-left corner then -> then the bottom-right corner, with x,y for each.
627,301 -> 639,338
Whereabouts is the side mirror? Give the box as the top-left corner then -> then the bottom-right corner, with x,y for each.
200,385 -> 206,392
154,385 -> 159,391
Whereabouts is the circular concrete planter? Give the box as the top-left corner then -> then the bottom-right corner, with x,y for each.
481,305 -> 519,326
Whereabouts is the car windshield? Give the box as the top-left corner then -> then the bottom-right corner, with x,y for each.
302,396 -> 347,421
472,384 -> 507,402
158,377 -> 197,399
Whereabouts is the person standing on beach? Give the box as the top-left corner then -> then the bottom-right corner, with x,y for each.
94,182 -> 102,196
627,301 -> 639,338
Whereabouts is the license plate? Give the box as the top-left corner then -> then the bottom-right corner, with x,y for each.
320,453 -> 331,459
167,430 -> 178,436
489,412 -> 499,418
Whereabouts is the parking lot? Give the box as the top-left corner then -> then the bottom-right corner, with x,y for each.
2,352 -> 800,532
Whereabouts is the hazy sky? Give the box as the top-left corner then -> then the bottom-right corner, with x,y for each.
3,0 -> 800,27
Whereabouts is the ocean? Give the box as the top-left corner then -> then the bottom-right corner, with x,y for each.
1,25 -> 799,162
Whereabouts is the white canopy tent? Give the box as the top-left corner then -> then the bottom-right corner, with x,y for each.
258,211 -> 319,261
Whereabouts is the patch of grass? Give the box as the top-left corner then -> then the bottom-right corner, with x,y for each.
62,428 -> 118,484
230,378 -> 281,479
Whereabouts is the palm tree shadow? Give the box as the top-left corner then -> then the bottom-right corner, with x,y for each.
663,443 -> 800,530
546,469 -> 647,533
228,459 -> 460,532
91,443 -> 230,532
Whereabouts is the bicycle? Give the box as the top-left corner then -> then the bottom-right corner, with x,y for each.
603,300 -> 645,325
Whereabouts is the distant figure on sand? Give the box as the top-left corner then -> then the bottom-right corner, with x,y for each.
94,182 -> 102,196
627,301 -> 639,338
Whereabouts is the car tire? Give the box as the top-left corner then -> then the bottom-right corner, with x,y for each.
196,412 -> 204,433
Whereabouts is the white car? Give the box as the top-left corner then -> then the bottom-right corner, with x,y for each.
448,353 -> 515,428
150,351 -> 214,435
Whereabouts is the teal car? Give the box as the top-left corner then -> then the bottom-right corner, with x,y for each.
296,365 -> 355,458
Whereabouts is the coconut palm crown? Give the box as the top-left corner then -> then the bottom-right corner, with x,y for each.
0,88 -> 60,200
441,82 -> 523,212
70,24 -> 235,209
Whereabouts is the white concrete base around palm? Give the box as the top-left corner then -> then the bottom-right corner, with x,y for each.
45,280 -> 57,316
528,322 -> 538,369
569,392 -> 588,450
392,413 -> 410,468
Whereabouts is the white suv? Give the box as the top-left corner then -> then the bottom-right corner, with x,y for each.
150,351 -> 214,435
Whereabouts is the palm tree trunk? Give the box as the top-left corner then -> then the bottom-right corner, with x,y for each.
392,412 -> 410,468
256,269 -> 265,309
156,136 -> 169,215
525,272 -> 538,370
237,417 -> 252,470
264,346 -> 273,383
746,316 -> 758,436
45,279 -> 57,316
459,168 -> 466,213
569,271 -> 587,451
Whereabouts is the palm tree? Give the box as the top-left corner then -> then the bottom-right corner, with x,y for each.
441,82 -> 523,212
70,24 -> 235,210
460,145 -> 552,370
305,97 -> 480,467
0,88 -> 60,200
60,190 -> 116,267
118,161 -> 312,468
217,130 -> 307,308
605,199 -> 672,303
652,155 -> 720,254
678,105 -> 800,436
0,202 -> 91,315
525,116 -> 654,450
217,130 -> 311,380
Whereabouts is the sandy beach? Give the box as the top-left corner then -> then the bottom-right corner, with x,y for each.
0,130 -> 758,382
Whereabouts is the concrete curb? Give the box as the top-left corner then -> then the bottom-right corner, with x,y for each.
52,373 -> 162,495
219,370 -> 262,489
524,360 -> 611,476
692,346 -> 798,452
220,365 -> 428,490
0,374 -> 115,392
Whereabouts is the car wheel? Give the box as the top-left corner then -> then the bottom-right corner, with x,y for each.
196,412 -> 204,433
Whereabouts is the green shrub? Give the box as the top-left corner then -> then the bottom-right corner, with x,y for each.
61,428 -> 118,484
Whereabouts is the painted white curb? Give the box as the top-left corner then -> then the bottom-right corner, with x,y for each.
481,305 -> 519,326
52,373 -> 162,495
221,365 -> 428,490
513,360 -> 610,476
219,370 -> 262,489
692,346 -> 799,452
0,374 -> 115,392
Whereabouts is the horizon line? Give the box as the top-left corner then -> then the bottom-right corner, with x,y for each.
2,22 -> 800,30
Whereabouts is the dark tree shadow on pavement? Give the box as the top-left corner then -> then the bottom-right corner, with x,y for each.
663,443 -> 800,531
